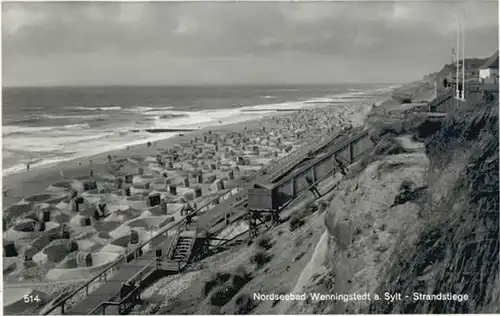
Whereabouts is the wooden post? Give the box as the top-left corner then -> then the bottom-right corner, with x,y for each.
349,143 -> 354,163
332,154 -> 337,174
311,166 -> 316,184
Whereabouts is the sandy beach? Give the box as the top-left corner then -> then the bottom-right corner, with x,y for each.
2,97 -> 380,314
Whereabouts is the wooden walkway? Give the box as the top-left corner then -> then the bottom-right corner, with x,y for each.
43,129 -> 353,315
258,131 -> 344,183
68,238 -> 171,314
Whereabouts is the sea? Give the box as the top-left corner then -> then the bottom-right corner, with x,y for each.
2,84 -> 399,176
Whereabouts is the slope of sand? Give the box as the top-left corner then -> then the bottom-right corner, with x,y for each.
306,147 -> 430,314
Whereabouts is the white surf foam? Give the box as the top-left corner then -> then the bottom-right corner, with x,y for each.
73,106 -> 122,111
3,85 -> 397,177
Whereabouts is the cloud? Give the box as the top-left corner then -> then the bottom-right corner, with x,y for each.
2,5 -> 46,35
2,1 -> 498,86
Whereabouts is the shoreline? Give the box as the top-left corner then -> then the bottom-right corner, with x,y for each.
2,89 -> 392,315
2,108 -> 301,179
2,85 -> 394,178
1,115 -> 282,208
2,93 -> 390,208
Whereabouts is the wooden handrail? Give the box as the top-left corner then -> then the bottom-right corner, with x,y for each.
165,228 -> 182,260
270,130 -> 369,189
265,131 -> 347,182
40,186 -> 244,315
43,129 -> 354,315
88,283 -> 142,315
127,260 -> 155,284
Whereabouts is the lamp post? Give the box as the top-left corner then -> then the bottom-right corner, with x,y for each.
462,11 -> 466,100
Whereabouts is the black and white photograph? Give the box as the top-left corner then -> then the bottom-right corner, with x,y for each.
1,0 -> 499,315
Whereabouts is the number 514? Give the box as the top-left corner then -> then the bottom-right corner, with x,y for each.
24,295 -> 41,303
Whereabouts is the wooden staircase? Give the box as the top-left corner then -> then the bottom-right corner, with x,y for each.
161,224 -> 198,272
170,233 -> 196,261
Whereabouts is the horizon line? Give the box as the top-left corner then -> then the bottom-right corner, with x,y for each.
2,82 -> 405,89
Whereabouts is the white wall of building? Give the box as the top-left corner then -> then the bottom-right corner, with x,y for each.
479,68 -> 499,80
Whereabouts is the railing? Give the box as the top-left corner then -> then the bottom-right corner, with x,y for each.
88,282 -> 141,315
165,228 -> 182,261
40,185 -> 244,315
43,130 -> 333,314
270,130 -> 372,209
128,259 -> 157,285
273,130 -> 370,189
261,131 -> 344,183
428,88 -> 453,112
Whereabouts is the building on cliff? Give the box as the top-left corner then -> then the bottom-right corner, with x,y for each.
479,50 -> 499,84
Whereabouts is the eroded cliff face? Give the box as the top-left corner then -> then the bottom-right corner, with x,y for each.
369,105 -> 499,314
287,100 -> 499,315
307,103 -> 499,315
321,150 -> 430,314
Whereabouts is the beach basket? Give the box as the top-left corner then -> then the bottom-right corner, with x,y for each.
4,241 -> 18,257
82,217 -> 91,227
129,230 -> 139,245
147,193 -> 161,207
83,180 -> 97,191
160,199 -> 168,214
123,187 -> 131,197
40,209 -> 51,223
194,186 -> 202,198
125,174 -> 134,184
169,184 -> 177,196
76,252 -> 93,267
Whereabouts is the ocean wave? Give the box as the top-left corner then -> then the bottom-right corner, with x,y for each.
144,109 -> 187,116
124,106 -> 174,114
3,85 -> 400,177
374,85 -> 402,93
260,95 -> 276,99
3,123 -> 90,137
124,106 -> 154,113
304,97 -> 338,104
41,113 -> 107,120
3,131 -> 118,158
5,115 -> 43,124
22,107 -> 44,112
157,113 -> 189,120
73,106 -> 122,111
2,132 -> 179,177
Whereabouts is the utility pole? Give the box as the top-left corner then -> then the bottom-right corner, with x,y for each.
462,11 -> 466,100
456,15 -> 460,103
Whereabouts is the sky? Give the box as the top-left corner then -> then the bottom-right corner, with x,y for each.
2,0 -> 499,87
